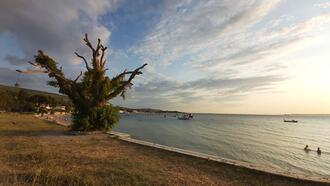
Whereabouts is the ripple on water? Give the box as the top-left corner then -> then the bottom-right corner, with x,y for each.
114,113 -> 330,178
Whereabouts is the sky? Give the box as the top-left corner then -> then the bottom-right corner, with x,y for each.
1,0 -> 330,114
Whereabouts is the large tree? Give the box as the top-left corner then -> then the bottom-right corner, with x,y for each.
29,34 -> 147,131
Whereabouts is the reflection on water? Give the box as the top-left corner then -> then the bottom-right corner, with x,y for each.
113,113 -> 330,177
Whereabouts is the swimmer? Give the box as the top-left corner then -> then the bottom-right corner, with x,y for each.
304,145 -> 310,152
317,147 -> 321,155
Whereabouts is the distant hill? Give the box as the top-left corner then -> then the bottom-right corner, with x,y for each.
0,84 -> 181,113
118,107 -> 181,114
0,84 -> 67,103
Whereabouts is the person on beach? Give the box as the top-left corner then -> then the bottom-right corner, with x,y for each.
317,147 -> 321,155
304,145 -> 310,152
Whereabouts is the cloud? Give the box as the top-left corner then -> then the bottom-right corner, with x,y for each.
132,0 -> 330,82
4,55 -> 28,66
0,0 -> 119,67
0,67 -> 57,92
314,2 -> 330,9
1,0 -> 330,113
132,0 -> 282,66
182,76 -> 286,91
0,0 -> 123,94
185,12 -> 330,76
124,74 -> 286,110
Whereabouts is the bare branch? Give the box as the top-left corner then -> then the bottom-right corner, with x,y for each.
100,45 -> 108,68
73,71 -> 83,82
101,60 -> 106,68
28,61 -> 42,68
96,38 -> 101,54
101,45 -> 107,51
107,63 -> 147,99
83,33 -> 96,53
16,69 -> 48,74
75,52 -> 90,70
113,63 -> 147,81
127,63 -> 147,81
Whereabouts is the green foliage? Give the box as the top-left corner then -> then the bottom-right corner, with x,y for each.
0,91 -> 16,111
89,105 -> 120,130
29,94 -> 57,107
72,105 -> 119,131
29,34 -> 147,131
0,89 -> 68,113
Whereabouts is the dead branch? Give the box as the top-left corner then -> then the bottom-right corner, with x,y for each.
106,63 -> 147,99
75,52 -> 91,70
96,38 -> 101,56
28,61 -> 42,68
16,69 -> 48,74
73,71 -> 83,82
83,33 -> 96,53
100,45 -> 107,68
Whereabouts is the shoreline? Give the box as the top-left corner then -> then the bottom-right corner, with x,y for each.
39,114 -> 330,184
108,131 -> 330,184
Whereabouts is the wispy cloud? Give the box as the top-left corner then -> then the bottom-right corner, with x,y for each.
314,2 -> 330,9
132,0 -> 282,66
132,0 -> 330,77
0,67 -> 56,92
4,55 -> 28,66
122,0 -> 330,111
119,74 -> 286,111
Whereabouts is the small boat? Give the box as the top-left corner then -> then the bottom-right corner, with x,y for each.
178,117 -> 190,120
178,113 -> 193,120
283,119 -> 298,123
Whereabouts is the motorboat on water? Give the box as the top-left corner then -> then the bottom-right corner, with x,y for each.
283,119 -> 298,123
178,113 -> 193,120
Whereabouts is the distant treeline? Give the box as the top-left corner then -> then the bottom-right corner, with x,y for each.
0,85 -> 179,114
0,89 -> 71,112
118,107 -> 181,114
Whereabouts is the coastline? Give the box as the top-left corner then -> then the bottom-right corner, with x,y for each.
42,114 -> 330,185
35,114 -> 71,127
108,131 -> 330,184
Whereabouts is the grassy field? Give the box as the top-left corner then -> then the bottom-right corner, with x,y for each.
0,113 -> 328,186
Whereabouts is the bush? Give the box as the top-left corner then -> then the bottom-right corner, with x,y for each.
72,105 -> 119,131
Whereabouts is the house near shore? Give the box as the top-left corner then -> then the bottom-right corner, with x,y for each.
39,104 -> 52,110
38,104 -> 67,115
119,109 -> 131,115
52,106 -> 67,115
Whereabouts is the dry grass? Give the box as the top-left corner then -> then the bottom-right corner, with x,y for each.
0,113 -> 328,186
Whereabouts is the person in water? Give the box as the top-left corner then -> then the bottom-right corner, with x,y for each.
317,147 -> 321,155
304,145 -> 310,152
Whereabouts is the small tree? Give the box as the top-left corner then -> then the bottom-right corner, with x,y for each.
29,34 -> 147,131
29,94 -> 50,114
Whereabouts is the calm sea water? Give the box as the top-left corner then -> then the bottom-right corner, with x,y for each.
112,113 -> 330,178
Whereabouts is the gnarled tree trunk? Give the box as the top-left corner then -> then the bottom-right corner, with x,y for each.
29,34 -> 147,131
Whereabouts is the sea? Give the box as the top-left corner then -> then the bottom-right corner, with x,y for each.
111,113 -> 330,178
